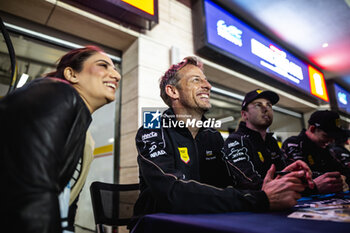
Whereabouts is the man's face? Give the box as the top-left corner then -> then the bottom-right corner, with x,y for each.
175,64 -> 212,112
242,98 -> 273,130
312,128 -> 334,148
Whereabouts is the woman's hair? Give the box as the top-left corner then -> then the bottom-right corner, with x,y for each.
159,56 -> 203,107
45,45 -> 103,79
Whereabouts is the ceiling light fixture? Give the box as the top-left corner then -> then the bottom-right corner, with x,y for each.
345,0 -> 350,8
4,22 -> 121,62
322,43 -> 329,48
211,86 -> 302,118
17,73 -> 29,88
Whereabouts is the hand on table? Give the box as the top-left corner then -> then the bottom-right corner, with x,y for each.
262,164 -> 305,210
281,160 -> 314,189
314,172 -> 343,194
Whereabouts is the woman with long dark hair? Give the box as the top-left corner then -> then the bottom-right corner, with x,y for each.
0,46 -> 121,233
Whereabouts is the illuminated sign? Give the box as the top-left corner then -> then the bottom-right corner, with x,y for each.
61,0 -> 158,29
308,66 -> 328,101
333,83 -> 350,114
122,0 -> 155,15
202,0 -> 328,101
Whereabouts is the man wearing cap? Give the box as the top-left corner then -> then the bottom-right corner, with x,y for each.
282,110 -> 350,193
131,58 -> 313,227
223,89 -> 302,190
329,130 -> 350,169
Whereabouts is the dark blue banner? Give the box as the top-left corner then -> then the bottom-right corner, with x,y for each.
204,0 -> 328,101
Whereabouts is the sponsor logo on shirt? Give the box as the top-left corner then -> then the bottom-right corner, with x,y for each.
270,152 -> 279,159
205,150 -> 216,160
150,149 -> 166,158
307,154 -> 314,165
228,141 -> 240,148
206,150 -> 213,156
142,132 -> 158,140
178,147 -> 190,164
258,151 -> 264,162
224,147 -> 248,161
149,144 -> 157,153
233,157 -> 245,163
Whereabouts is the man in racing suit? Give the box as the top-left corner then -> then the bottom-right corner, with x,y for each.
329,130 -> 350,169
131,58 -> 313,226
283,110 -> 350,193
223,89 -> 292,190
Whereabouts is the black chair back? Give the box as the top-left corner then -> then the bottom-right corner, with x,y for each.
90,181 -> 139,232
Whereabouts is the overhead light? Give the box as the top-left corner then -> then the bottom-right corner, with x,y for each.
217,116 -> 235,124
345,0 -> 350,8
322,43 -> 329,48
4,22 -> 121,62
17,73 -> 29,88
108,138 -> 115,143
211,86 -> 244,100
211,85 -> 302,118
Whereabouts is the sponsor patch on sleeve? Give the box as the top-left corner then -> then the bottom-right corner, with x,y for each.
224,147 -> 248,163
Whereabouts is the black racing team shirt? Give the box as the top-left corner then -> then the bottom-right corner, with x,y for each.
131,108 -> 269,225
223,121 -> 289,190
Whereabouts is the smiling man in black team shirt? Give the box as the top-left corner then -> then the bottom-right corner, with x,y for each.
130,58 -> 314,228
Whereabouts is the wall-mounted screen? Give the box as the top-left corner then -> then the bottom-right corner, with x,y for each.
333,83 -> 350,114
200,0 -> 328,101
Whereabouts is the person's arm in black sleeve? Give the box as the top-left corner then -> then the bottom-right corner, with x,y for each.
136,127 -> 269,214
282,137 -> 309,163
1,80 -> 82,233
326,151 -> 350,185
222,135 -> 264,190
282,137 -> 323,195
329,146 -> 350,169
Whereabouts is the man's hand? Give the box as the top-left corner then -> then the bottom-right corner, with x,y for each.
282,160 -> 314,189
314,172 -> 343,194
262,164 -> 305,210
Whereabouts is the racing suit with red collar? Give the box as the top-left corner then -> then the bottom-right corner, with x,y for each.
132,108 -> 269,220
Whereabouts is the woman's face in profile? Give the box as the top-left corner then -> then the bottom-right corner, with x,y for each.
74,52 -> 121,108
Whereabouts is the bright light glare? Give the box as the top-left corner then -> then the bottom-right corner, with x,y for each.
108,138 -> 115,143
322,43 -> 328,48
17,73 -> 29,88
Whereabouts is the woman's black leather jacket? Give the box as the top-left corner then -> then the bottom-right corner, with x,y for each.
0,78 -> 91,233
